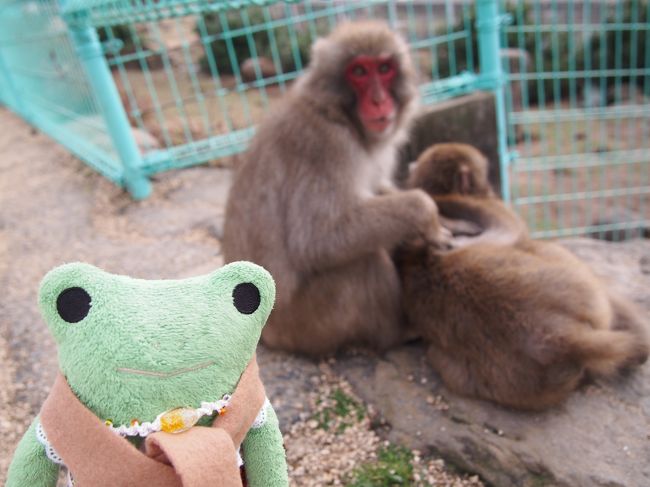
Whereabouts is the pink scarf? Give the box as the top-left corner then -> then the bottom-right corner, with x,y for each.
39,356 -> 266,487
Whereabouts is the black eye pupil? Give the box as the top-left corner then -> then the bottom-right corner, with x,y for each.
56,287 -> 92,323
232,283 -> 261,315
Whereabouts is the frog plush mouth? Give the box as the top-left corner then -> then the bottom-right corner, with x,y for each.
116,360 -> 216,378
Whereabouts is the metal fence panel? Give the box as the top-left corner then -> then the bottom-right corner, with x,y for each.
2,0 -> 647,241
502,0 -> 650,239
1,0 -> 481,198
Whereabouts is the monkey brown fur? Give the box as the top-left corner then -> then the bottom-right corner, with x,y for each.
408,143 -> 528,246
396,143 -> 649,410
223,22 -> 447,355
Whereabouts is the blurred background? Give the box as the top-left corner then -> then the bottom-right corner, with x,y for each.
0,0 -> 647,240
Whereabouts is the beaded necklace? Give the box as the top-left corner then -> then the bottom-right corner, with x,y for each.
105,394 -> 231,437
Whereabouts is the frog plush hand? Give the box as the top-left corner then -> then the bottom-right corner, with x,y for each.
6,262 -> 289,487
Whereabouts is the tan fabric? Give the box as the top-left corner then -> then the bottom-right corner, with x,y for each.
210,355 -> 265,447
40,356 -> 265,487
145,428 -> 242,487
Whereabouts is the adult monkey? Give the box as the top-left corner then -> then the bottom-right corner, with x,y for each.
223,21 -> 446,355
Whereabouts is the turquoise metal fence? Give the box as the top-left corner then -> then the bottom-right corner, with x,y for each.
0,0 -> 495,200
0,1 -> 122,187
0,1 -> 647,240
501,0 -> 650,239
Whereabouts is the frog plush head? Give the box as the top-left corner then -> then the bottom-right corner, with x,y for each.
37,261 -> 275,427
8,261 -> 289,487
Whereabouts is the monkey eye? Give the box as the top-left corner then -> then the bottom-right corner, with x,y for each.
378,62 -> 393,74
351,65 -> 367,77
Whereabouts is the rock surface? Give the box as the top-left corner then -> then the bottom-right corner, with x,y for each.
336,238 -> 650,487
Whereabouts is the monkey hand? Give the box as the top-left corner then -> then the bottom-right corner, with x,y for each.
375,178 -> 399,196
425,224 -> 454,251
401,189 -> 440,235
398,190 -> 452,250
440,216 -> 483,237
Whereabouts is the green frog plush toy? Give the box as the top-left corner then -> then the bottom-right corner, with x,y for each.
6,262 -> 288,487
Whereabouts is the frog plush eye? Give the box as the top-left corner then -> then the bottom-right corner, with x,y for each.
232,283 -> 260,315
56,287 -> 92,323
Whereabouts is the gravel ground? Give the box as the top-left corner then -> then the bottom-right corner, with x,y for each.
0,333 -> 31,483
285,362 -> 381,486
285,361 -> 483,487
0,106 -> 481,486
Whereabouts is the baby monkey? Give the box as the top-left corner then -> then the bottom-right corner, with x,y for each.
408,143 -> 528,246
396,143 -> 649,410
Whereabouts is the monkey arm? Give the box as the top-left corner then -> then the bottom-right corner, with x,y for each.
439,216 -> 482,237
287,190 -> 436,271
6,418 -> 60,487
434,195 -> 492,222
435,195 -> 528,246
241,403 -> 289,487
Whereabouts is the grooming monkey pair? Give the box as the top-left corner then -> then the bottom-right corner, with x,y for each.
223,22 -> 649,410
401,144 -> 649,410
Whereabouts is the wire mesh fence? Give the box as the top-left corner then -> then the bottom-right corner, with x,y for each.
0,1 -> 119,180
501,0 -> 650,239
0,0 -> 648,241
0,0 -> 482,198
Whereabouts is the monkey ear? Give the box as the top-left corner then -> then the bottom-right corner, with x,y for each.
310,38 -> 341,67
457,166 -> 472,195
310,38 -> 328,61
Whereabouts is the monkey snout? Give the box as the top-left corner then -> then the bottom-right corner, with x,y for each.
371,86 -> 388,105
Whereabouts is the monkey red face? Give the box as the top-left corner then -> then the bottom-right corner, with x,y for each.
345,56 -> 397,134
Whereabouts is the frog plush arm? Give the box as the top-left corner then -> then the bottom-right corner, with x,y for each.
242,402 -> 288,486
6,417 -> 59,487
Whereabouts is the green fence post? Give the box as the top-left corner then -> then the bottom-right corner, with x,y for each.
476,0 -> 510,203
62,9 -> 151,199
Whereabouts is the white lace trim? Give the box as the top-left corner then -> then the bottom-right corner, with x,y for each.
35,421 -> 75,486
236,449 -> 244,467
35,421 -> 64,465
236,398 -> 271,467
251,398 -> 271,429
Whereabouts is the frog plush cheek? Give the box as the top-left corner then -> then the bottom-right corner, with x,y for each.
37,261 -> 276,425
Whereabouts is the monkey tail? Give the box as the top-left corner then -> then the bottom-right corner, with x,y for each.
568,328 -> 649,377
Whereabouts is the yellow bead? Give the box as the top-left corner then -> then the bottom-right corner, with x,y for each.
160,407 -> 201,434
